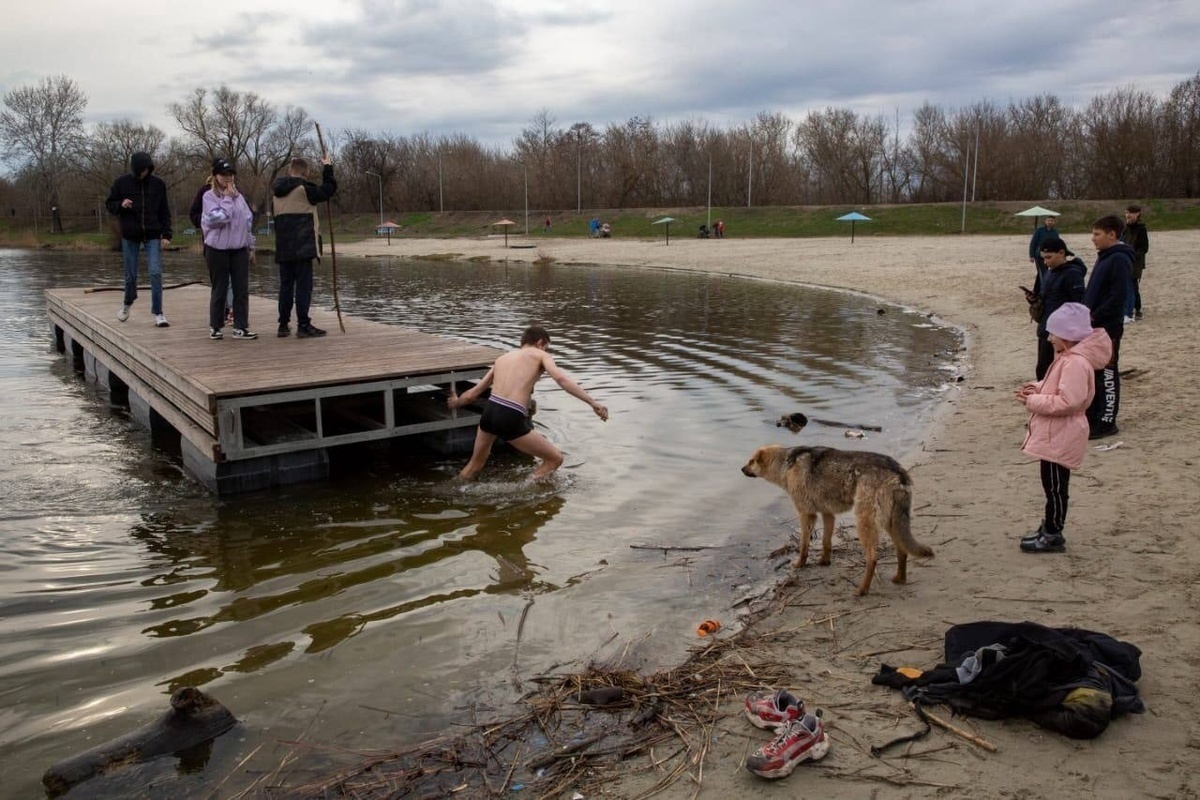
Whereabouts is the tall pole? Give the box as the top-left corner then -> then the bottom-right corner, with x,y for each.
706,152 -> 712,230
365,170 -> 383,227
747,145 -> 753,208
960,138 -> 970,233
523,162 -> 529,235
576,135 -> 582,214
438,154 -> 444,213
971,123 -> 980,202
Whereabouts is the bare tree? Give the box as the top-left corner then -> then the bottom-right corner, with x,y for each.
1077,86 -> 1161,198
79,120 -> 169,195
169,86 -> 312,215
1163,72 -> 1200,197
0,75 -> 88,232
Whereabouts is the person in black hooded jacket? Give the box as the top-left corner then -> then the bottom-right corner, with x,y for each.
105,152 -> 173,327
1083,215 -> 1134,439
271,155 -> 336,338
1033,236 -> 1087,380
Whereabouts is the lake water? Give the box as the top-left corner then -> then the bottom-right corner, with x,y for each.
0,247 -> 960,797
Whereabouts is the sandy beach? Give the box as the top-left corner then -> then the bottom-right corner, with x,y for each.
339,231 -> 1200,799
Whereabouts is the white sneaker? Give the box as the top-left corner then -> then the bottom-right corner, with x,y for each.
154,314 -> 170,328
117,305 -> 130,322
1123,315 -> 1135,324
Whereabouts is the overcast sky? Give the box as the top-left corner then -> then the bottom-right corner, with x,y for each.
3,0 -> 1198,148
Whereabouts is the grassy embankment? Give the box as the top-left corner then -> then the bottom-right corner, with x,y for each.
2,198 -> 1195,250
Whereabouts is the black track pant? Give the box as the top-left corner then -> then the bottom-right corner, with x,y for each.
1040,460 -> 1071,535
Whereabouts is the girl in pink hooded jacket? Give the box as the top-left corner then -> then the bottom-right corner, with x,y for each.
1014,302 -> 1112,553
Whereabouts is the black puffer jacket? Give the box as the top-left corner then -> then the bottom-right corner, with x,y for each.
1038,257 -> 1087,335
105,152 -> 173,242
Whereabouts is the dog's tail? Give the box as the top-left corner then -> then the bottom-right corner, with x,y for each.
885,483 -> 934,558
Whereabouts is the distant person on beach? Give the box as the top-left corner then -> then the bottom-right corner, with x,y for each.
1014,303 -> 1112,553
105,152 -> 172,327
543,215 -> 552,234
1028,215 -> 1058,294
1031,237 -> 1086,380
272,155 -> 336,338
715,219 -> 725,239
446,325 -> 608,481
201,158 -> 258,340
1083,215 -> 1132,439
589,217 -> 600,238
1122,205 -> 1149,321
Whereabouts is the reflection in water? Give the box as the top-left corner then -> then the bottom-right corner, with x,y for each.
125,481 -> 566,695
0,248 -> 961,798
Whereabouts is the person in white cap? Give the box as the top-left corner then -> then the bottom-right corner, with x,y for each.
1013,303 -> 1112,553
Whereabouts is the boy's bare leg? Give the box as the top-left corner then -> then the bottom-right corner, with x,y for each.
509,431 -> 564,480
458,430 -> 498,480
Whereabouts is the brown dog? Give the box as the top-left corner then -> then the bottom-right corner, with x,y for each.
741,445 -> 933,595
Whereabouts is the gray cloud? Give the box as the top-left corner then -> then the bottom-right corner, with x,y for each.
5,0 -> 1198,151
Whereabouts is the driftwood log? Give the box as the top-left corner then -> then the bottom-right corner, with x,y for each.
42,687 -> 237,797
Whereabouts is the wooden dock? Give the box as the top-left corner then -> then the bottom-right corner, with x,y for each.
45,284 -> 501,493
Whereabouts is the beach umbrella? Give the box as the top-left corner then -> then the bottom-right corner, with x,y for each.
1014,205 -> 1061,230
375,220 -> 400,245
835,211 -> 872,243
652,216 -> 676,245
492,218 -> 517,248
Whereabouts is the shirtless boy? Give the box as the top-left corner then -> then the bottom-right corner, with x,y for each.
447,326 -> 608,480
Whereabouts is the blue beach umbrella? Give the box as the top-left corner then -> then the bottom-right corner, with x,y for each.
836,211 -> 872,243
652,216 -> 677,245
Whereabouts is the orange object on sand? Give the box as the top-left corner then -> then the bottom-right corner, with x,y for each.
896,667 -> 924,679
696,619 -> 721,637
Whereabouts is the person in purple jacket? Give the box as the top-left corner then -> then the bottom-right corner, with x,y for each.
201,158 -> 258,340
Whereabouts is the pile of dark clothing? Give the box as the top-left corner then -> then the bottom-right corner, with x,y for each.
873,621 -> 1143,746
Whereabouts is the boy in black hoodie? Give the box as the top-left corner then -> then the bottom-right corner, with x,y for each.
1083,215 -> 1134,439
105,152 -> 173,327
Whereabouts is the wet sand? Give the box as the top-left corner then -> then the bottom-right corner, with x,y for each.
339,231 -> 1200,799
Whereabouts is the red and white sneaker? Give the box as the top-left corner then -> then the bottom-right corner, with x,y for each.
744,689 -> 805,730
745,712 -> 829,779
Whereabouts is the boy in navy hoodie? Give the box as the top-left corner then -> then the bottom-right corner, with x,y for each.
1083,215 -> 1133,439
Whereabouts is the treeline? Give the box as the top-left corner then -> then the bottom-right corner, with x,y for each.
2,72 -> 1199,233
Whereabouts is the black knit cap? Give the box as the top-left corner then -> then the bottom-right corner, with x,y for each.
1039,236 -> 1073,257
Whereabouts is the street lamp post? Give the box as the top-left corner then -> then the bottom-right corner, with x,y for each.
747,145 -> 753,208
706,152 -> 713,231
365,170 -> 383,228
523,162 -> 529,235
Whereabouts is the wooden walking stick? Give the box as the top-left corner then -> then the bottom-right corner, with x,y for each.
917,702 -> 998,752
313,122 -> 345,333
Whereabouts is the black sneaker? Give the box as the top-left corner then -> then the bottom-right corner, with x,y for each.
1021,523 -> 1048,545
1134,310 -> 1143,321
1088,423 -> 1120,440
232,328 -> 258,340
1020,532 -> 1066,553
296,323 -> 326,338
278,324 -> 291,338
209,328 -> 223,340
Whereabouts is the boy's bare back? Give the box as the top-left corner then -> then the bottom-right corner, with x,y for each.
489,348 -> 548,408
